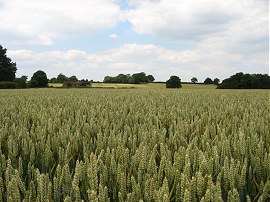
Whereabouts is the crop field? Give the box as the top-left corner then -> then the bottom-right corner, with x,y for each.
0,88 -> 269,201
48,82 -> 217,89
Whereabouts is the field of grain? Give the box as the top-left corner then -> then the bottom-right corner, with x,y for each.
0,88 -> 269,201
49,82 -> 217,89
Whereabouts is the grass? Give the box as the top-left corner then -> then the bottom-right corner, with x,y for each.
48,82 -> 217,89
48,83 -> 63,87
91,82 -> 217,89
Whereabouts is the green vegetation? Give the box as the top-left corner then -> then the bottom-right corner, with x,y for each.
104,72 -> 155,84
0,88 -> 269,201
29,70 -> 48,88
90,82 -> 216,89
218,72 -> 270,89
0,45 -> 17,82
166,76 -> 182,88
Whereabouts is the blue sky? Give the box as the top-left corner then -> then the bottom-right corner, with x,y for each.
0,0 -> 268,82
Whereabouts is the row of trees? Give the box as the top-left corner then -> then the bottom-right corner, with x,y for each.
218,72 -> 270,89
104,72 -> 155,84
49,73 -> 79,83
191,77 -> 220,85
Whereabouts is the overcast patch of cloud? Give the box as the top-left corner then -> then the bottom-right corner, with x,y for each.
8,43 -> 268,82
0,0 -> 123,45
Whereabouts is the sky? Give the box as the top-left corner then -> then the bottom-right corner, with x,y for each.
0,0 -> 269,82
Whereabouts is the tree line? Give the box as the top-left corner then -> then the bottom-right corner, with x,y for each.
103,72 -> 155,84
0,44 -> 269,89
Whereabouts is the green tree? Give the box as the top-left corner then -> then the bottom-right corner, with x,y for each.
57,73 -> 68,83
30,70 -> 48,87
69,75 -> 78,82
132,72 -> 148,84
218,72 -> 270,89
21,75 -> 28,81
14,78 -> 27,88
166,75 -> 182,88
49,77 -> 57,83
147,75 -> 155,83
204,77 -> 213,84
213,78 -> 220,85
191,77 -> 198,83
116,74 -> 128,83
0,45 -> 17,81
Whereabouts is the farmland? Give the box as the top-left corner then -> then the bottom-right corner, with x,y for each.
0,88 -> 269,201
48,82 -> 217,89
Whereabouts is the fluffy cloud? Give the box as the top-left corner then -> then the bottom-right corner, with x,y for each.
126,0 -> 268,54
8,43 -> 268,82
0,0 -> 122,45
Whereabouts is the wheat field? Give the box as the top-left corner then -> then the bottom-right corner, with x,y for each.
0,88 -> 269,201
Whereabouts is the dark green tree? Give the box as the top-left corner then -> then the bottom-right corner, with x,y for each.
49,77 -> 57,83
218,72 -> 270,89
166,76 -> 182,88
146,75 -> 155,83
132,72 -> 148,84
204,77 -> 213,84
0,45 -> 17,81
191,77 -> 198,83
116,74 -> 128,83
14,78 -> 27,88
213,78 -> 220,85
69,75 -> 78,82
21,75 -> 28,81
30,70 -> 48,87
56,73 -> 68,83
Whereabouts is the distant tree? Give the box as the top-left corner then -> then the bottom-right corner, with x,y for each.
204,77 -> 213,84
21,75 -> 28,81
30,70 -> 48,87
49,77 -> 57,83
166,76 -> 182,88
56,73 -> 68,83
218,72 -> 270,89
147,75 -> 155,83
0,45 -> 17,81
14,78 -> 27,88
103,76 -> 111,83
191,77 -> 198,83
213,78 -> 220,85
69,75 -> 78,82
132,72 -> 148,84
116,74 -> 128,83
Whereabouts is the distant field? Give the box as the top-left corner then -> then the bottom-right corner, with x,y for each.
91,82 -> 217,89
48,82 -> 217,89
48,83 -> 63,87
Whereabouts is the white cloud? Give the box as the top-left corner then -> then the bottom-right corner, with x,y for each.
126,0 -> 269,54
0,0 -> 123,45
109,33 -> 119,40
8,43 -> 268,82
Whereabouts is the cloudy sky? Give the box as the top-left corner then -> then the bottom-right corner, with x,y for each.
0,0 -> 268,82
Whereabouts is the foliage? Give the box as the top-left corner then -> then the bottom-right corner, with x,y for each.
218,72 -> 270,89
0,89 -> 269,201
146,74 -> 155,83
0,81 -> 17,89
191,77 -> 198,83
204,77 -> 213,84
103,72 -> 155,84
14,78 -> 27,88
0,79 -> 26,89
30,70 -> 48,87
0,45 -> 17,82
56,73 -> 68,83
166,75 -> 182,88
213,78 -> 220,85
